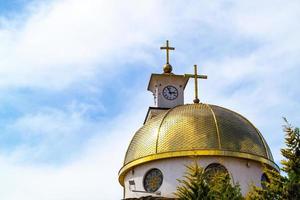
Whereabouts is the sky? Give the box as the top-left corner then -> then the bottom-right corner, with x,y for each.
0,0 -> 299,199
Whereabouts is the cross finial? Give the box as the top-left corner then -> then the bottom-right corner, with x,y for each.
160,40 -> 175,73
184,65 -> 208,103
160,40 -> 175,64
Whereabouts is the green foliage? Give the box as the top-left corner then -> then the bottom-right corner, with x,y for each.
281,118 -> 300,199
175,162 -> 211,200
208,171 -> 243,200
247,118 -> 300,199
245,166 -> 285,200
175,162 -> 243,200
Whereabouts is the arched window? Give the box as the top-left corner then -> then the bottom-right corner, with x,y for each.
261,173 -> 269,189
204,163 -> 228,181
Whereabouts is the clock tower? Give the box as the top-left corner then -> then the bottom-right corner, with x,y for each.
145,41 -> 189,123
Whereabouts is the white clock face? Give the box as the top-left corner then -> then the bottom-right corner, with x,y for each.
162,85 -> 178,100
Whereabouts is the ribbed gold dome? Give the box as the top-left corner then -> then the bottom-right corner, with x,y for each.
119,103 -> 277,185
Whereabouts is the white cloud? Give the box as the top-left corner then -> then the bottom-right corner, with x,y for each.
0,91 -> 149,200
0,0 -> 299,90
0,137 -> 124,200
0,0 -> 171,90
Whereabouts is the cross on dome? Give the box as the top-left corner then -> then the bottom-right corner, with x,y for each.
184,65 -> 207,103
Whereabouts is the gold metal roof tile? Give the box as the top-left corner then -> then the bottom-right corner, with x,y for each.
119,103 -> 277,186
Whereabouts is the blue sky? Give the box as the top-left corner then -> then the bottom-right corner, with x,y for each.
0,0 -> 29,13
0,0 -> 299,199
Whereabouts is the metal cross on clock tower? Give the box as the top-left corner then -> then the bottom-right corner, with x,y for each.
160,40 -> 175,65
160,40 -> 175,74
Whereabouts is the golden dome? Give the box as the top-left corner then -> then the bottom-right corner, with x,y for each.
119,103 -> 278,185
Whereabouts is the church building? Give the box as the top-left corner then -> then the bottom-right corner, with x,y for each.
118,41 -> 278,199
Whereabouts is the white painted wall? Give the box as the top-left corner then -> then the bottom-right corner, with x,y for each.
123,156 -> 264,199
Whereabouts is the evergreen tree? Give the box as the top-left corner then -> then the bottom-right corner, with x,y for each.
281,118 -> 300,199
175,162 -> 243,200
245,166 -> 285,200
175,162 -> 211,200
246,119 -> 300,199
208,171 -> 243,200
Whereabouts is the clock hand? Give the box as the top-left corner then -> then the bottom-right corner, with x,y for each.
169,89 -> 176,94
167,87 -> 171,93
